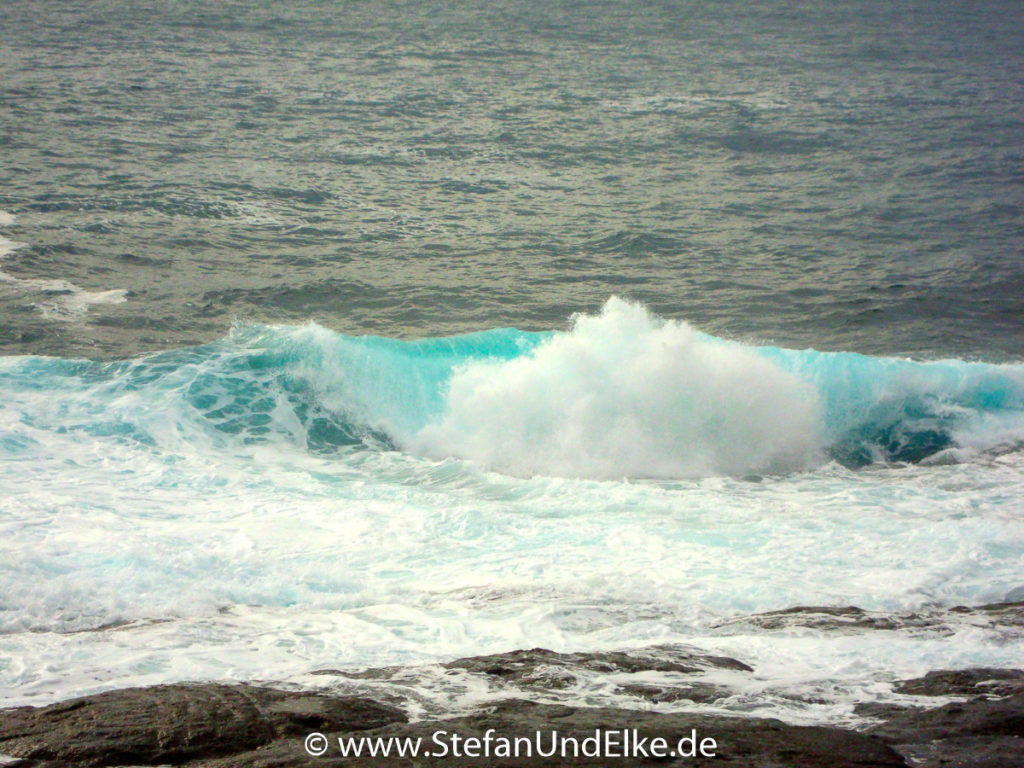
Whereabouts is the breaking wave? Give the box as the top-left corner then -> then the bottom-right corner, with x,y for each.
2,298 -> 1023,479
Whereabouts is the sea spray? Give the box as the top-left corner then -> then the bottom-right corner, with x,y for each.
411,298 -> 824,478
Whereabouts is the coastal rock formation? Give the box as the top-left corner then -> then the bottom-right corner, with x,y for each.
713,600 -> 1024,635
313,645 -> 752,710
1,691 -> 903,767
442,646 -> 753,677
3,603 -> 1023,767
0,684 -> 405,767
3,668 -> 1023,767
893,668 -> 1024,698
218,699 -> 906,767
862,693 -> 1024,768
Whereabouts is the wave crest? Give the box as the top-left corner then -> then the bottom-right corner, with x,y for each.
2,298 -> 1023,479
411,298 -> 823,478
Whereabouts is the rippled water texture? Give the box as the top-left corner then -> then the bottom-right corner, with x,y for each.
2,0 -> 1023,358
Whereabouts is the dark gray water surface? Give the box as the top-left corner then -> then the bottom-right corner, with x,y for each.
2,0 -> 1023,359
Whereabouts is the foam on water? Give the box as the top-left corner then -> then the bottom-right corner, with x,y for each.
0,212 -> 128,321
1,299 -> 1023,714
0,219 -> 22,264
412,299 -> 823,478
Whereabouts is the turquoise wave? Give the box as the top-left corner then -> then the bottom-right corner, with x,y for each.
2,301 -> 1023,476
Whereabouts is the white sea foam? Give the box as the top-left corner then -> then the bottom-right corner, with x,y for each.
0,237 -> 21,260
0,209 -> 22,262
411,298 -> 824,478
0,416 -> 1021,712
33,286 -> 129,321
0,214 -> 128,320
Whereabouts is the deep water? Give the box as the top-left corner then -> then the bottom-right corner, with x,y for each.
1,0 -> 1024,358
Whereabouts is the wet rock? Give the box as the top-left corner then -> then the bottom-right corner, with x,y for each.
5,609 -> 1024,767
717,605 -> 910,632
855,665 -> 1024,767
853,701 -> 922,722
894,668 -> 1024,698
866,693 -> 1024,743
969,600 -> 1024,628
895,736 -> 1024,768
0,683 -> 404,767
442,645 -> 752,684
0,681 -> 906,767
616,682 -> 728,704
715,600 -> 1024,636
316,646 -> 753,706
865,693 -> 1024,768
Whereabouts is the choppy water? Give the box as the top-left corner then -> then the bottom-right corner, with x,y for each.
2,0 -> 1024,724
3,0 -> 1024,358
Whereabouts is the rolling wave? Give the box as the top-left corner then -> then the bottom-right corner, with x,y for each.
2,298 -> 1023,479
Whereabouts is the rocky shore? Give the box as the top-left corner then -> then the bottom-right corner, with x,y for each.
2,602 -> 1022,767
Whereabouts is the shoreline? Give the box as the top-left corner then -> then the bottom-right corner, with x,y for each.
3,601 -> 1022,767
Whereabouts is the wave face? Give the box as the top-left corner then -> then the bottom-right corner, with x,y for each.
411,299 -> 823,478
3,298 -> 1023,480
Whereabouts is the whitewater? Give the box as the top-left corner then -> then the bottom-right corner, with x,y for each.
1,298 -> 1022,722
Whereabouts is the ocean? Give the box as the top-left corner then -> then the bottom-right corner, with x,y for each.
1,0 -> 1023,728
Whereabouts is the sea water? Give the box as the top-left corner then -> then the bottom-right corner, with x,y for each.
1,298 -> 1023,723
1,0 -> 1023,726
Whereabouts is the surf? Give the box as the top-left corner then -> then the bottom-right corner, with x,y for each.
1,297 -> 1023,479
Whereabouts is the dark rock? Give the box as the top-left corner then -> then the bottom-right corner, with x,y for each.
717,605 -> 910,632
442,646 -> 753,683
0,683 -> 405,767
972,600 -> 1024,627
715,600 -> 1024,636
6,613 -> 1024,767
853,663 -> 1024,766
866,693 -> 1024,744
894,668 -> 1024,698
850,663 -> 1024,768
0,683 -> 907,768
617,682 -> 727,704
863,693 -> 1024,768
896,735 -> 1024,768
853,702 -> 923,721
315,646 -> 753,706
